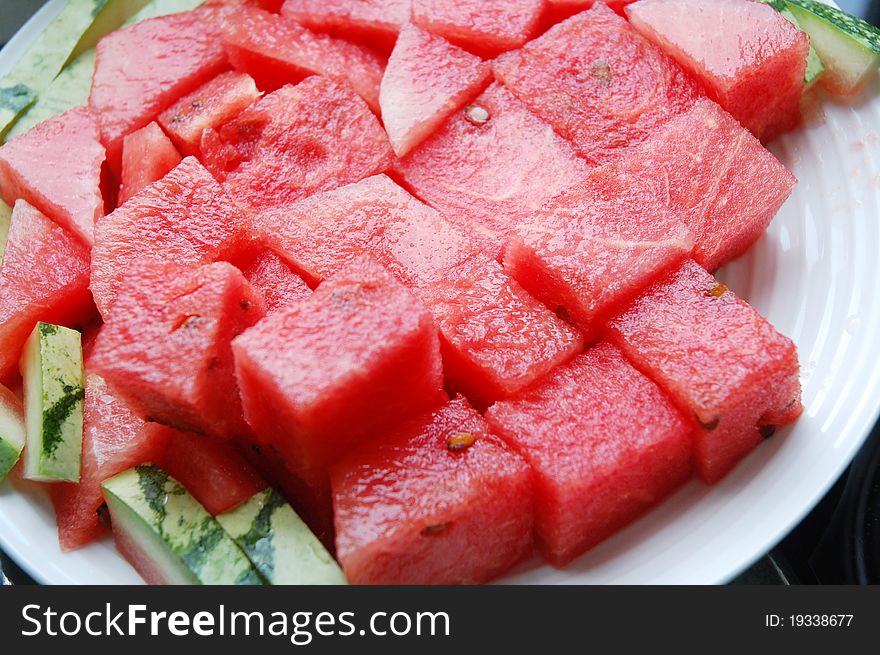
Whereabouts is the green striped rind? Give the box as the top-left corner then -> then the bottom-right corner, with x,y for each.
103,465 -> 265,585
217,489 -> 347,585
758,0 -> 825,86
0,392 -> 25,482
7,0 -> 205,141
0,201 -> 11,262
21,323 -> 84,483
786,0 -> 880,54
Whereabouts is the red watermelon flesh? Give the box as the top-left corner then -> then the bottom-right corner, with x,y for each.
255,175 -> 583,406
626,0 -> 808,142
158,71 -> 260,158
0,201 -> 93,381
380,23 -> 491,157
240,250 -> 312,315
411,0 -> 545,55
608,98 -> 797,272
90,156 -> 254,318
0,107 -> 105,246
396,83 -> 591,254
90,260 -> 266,440
502,163 -> 694,339
50,374 -> 172,551
493,3 -> 700,164
605,260 -> 803,484
208,0 -> 284,10
89,7 -> 230,171
220,8 -> 385,112
157,430 -> 267,516
200,77 -> 393,212
487,343 -> 692,566
546,0 -> 635,17
331,395 -> 535,584
233,256 -> 444,485
281,0 -> 411,45
119,122 -> 182,205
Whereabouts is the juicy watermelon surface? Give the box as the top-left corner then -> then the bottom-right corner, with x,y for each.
281,0 -> 411,45
119,122 -> 182,205
240,251 -> 312,314
626,0 -> 809,142
0,107 -> 105,246
332,395 -> 535,584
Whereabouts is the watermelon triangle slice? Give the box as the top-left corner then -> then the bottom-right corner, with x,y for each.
380,23 -> 491,157
281,0 -> 411,45
0,107 -> 105,246
119,122 -> 182,205
0,201 -> 93,381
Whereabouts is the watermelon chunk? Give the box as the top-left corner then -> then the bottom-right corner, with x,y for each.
91,157 -> 254,318
220,7 -> 385,112
119,122 -> 182,205
396,83 -> 591,253
158,71 -> 260,157
605,260 -> 803,484
0,201 -> 93,381
487,343 -> 692,566
332,395 -> 534,584
280,0 -> 411,44
607,98 -> 798,271
157,431 -> 267,516
626,0 -> 809,141
233,256 -> 444,484
91,260 -> 266,440
50,374 -> 172,551
502,163 -> 694,339
89,7 -> 230,170
255,175 -> 583,406
240,251 -> 312,314
200,77 -> 393,212
380,23 -> 491,157
412,0 -> 544,55
547,0 -> 635,17
493,3 -> 700,164
0,107 -> 105,246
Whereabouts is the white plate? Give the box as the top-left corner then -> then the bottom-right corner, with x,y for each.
2,1 -> 879,585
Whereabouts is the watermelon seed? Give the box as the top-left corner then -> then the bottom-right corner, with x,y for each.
706,282 -> 729,298
447,432 -> 477,453
591,61 -> 613,85
695,415 -> 720,432
760,425 -> 777,440
421,523 -> 450,536
464,104 -> 491,126
240,298 -> 251,311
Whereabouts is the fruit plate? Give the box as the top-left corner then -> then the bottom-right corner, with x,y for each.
2,0 -> 880,585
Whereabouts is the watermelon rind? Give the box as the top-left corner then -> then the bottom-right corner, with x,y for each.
216,488 -> 347,586
0,387 -> 25,483
0,200 -> 10,261
102,465 -> 265,585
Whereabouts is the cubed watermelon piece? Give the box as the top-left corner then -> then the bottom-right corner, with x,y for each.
626,0 -> 809,142
503,164 -> 693,339
396,83 -> 591,254
281,0 -> 411,44
157,431 -> 267,516
240,251 -> 312,315
0,107 -> 105,246
89,7 -> 230,171
332,395 -> 534,584
233,256 -> 444,484
546,0 -> 634,17
487,343 -> 692,566
50,374 -> 172,551
493,3 -> 699,164
119,122 -> 182,205
255,175 -> 583,406
605,260 -> 803,483
609,98 -> 798,271
200,77 -> 393,212
91,260 -> 266,441
380,23 -> 491,157
411,0 -> 544,55
158,71 -> 260,157
91,157 -> 254,318
0,201 -> 93,381
220,8 -> 385,112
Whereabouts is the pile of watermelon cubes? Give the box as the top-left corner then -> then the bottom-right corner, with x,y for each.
0,0 -> 812,584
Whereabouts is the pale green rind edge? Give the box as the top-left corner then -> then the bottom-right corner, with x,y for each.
785,0 -> 880,54
0,200 -> 11,262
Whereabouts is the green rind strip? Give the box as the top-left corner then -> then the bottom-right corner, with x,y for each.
217,488 -> 347,586
0,201 -> 11,262
785,0 -> 880,54
0,439 -> 22,482
102,465 -> 265,586
0,391 -> 25,482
